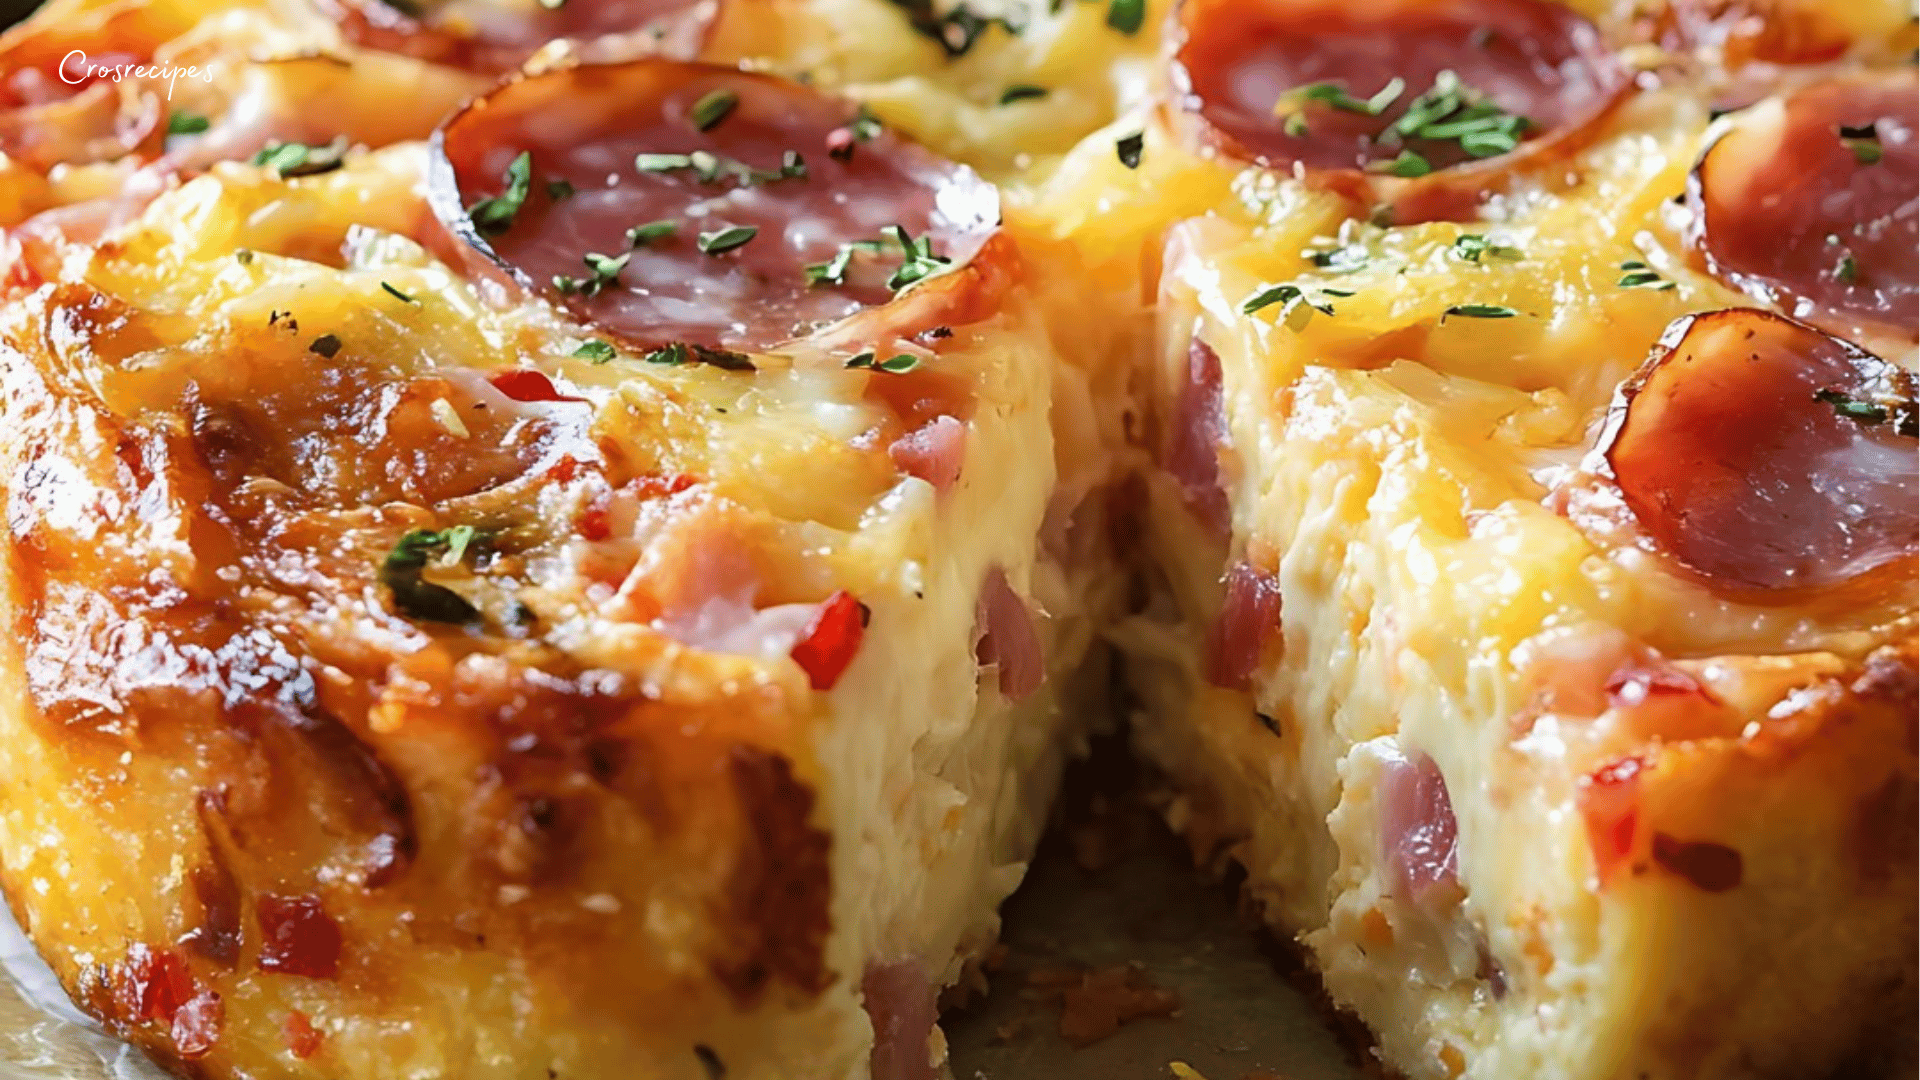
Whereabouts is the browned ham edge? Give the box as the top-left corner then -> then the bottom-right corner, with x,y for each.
1585,308 -> 1917,597
1686,69 -> 1918,340
314,0 -> 715,74
427,60 -> 1000,353
1169,0 -> 1631,223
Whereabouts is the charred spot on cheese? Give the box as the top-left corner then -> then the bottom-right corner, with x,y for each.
314,0 -> 714,74
1171,0 -> 1628,222
1589,309 -> 1918,596
1686,70 -> 1917,338
711,746 -> 832,1003
429,61 -> 999,353
1651,833 -> 1744,893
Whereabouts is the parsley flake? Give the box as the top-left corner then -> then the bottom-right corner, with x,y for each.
1451,234 -> 1523,263
380,281 -> 418,304
167,111 -> 210,136
1242,283 -> 1353,331
546,177 -> 575,201
643,342 -> 757,371
572,340 -> 617,363
1839,124 -> 1883,165
1000,84 -> 1049,105
884,226 -> 950,291
469,151 -> 533,235
1442,303 -> 1520,320
846,351 -> 921,372
690,88 -> 740,132
381,527 -> 494,624
309,333 -> 343,358
1116,130 -> 1144,169
252,136 -> 348,177
1814,387 -> 1890,424
1367,148 -> 1431,177
1617,259 -> 1675,290
1106,0 -> 1144,34
697,224 -> 758,255
626,219 -> 678,246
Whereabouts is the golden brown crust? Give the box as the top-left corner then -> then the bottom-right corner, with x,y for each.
0,271 -> 840,1072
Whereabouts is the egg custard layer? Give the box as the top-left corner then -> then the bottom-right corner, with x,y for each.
0,0 -> 1913,1079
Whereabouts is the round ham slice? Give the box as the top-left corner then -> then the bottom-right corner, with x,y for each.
1592,308 -> 1918,595
1686,70 -> 1918,339
428,60 -> 999,353
316,0 -> 713,74
1170,0 -> 1629,222
0,2 -> 184,170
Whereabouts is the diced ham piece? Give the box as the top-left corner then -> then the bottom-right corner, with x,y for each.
283,1009 -> 325,1059
316,0 -> 712,74
1577,755 -> 1646,885
862,958 -> 937,1080
428,61 -> 998,353
889,414 -> 966,492
1686,70 -> 1917,338
1204,560 -> 1282,690
1171,0 -> 1628,221
975,567 -> 1043,701
255,894 -> 342,980
1593,308 -> 1917,594
1165,336 -> 1231,540
788,590 -> 870,691
1378,750 -> 1461,906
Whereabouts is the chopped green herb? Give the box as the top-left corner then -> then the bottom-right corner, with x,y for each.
1106,0 -> 1144,34
1241,283 -> 1349,332
689,88 -> 740,132
1836,251 -> 1860,284
1387,70 -> 1531,159
235,248 -> 254,265
850,105 -> 884,142
1116,130 -> 1144,169
845,351 -> 921,372
1839,124 -> 1883,165
884,226 -> 950,291
1814,387 -> 1891,424
1442,303 -> 1520,320
626,219 -> 678,246
1451,233 -> 1522,263
1304,241 -> 1370,273
999,84 -> 1049,105
1616,259 -> 1675,290
378,0 -> 422,14
252,137 -> 348,178
804,239 -> 885,286
697,224 -> 758,255
635,149 -> 804,186
1284,112 -> 1309,137
884,0 -> 1023,57
380,281 -> 418,304
1367,148 -> 1432,177
1279,77 -> 1405,119
167,111 -> 210,136
643,342 -> 757,371
546,177 -> 575,201
469,151 -> 533,235
381,527 -> 493,624
309,333 -> 342,358
572,340 -> 617,363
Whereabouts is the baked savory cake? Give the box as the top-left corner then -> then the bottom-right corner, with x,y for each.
0,0 -> 1914,1078
1051,0 -> 1917,1077
0,1 -> 1147,1075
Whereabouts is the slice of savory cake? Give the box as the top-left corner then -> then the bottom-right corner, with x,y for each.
1035,0 -> 1920,1076
0,58 -> 1128,1080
